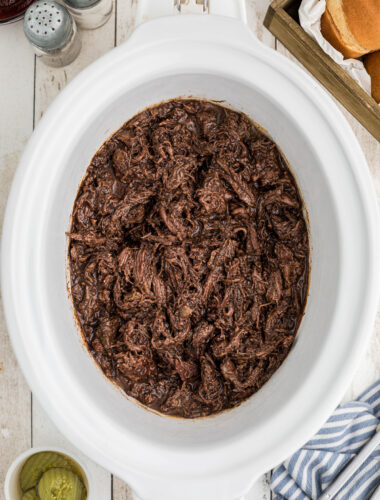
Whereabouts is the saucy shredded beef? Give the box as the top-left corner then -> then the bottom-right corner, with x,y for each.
69,99 -> 309,418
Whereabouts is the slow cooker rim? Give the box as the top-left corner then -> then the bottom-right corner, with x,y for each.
2,14 -> 379,483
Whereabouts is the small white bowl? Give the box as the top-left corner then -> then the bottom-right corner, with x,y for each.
4,446 -> 91,500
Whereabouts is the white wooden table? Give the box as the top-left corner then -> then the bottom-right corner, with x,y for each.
0,1 -> 379,498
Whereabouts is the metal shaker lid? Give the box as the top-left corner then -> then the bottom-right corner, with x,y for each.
63,0 -> 100,9
24,1 -> 73,51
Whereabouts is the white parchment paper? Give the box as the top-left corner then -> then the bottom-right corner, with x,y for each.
299,0 -> 372,94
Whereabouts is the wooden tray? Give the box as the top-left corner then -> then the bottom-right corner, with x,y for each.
264,0 -> 380,142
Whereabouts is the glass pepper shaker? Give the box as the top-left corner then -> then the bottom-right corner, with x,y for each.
24,1 -> 81,68
62,0 -> 113,30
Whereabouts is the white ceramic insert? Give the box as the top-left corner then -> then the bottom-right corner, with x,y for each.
2,7 -> 379,500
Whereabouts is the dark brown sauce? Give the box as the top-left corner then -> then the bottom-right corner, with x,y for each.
68,99 -> 310,418
0,0 -> 34,21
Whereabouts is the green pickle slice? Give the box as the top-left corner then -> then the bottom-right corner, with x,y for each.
20,452 -> 74,492
37,468 -> 85,500
21,489 -> 38,500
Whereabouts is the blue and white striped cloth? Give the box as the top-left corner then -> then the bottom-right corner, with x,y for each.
270,380 -> 380,500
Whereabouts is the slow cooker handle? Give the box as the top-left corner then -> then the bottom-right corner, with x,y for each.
135,0 -> 247,25
129,467 -> 257,500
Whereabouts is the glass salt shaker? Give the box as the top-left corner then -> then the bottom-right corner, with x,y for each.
63,0 -> 113,30
24,1 -> 81,68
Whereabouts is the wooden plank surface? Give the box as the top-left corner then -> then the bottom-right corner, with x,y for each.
0,2 -> 379,500
0,20 -> 34,491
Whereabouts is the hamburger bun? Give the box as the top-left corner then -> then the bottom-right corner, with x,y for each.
321,0 -> 380,59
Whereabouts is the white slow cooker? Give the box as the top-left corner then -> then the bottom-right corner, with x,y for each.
2,1 -> 380,499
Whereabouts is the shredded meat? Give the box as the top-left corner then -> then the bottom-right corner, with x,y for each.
69,99 -> 309,418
